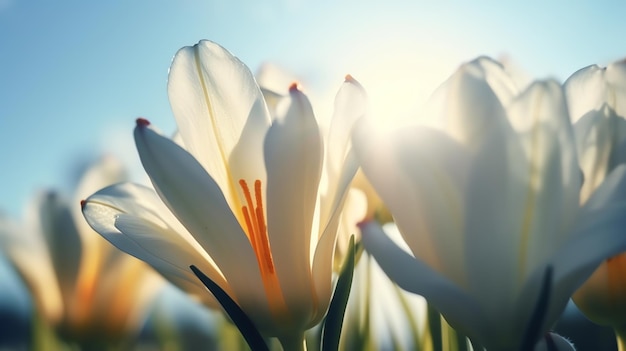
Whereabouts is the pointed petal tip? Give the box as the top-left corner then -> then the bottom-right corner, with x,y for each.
344,74 -> 355,82
288,82 -> 299,92
80,199 -> 86,210
136,117 -> 151,128
356,218 -> 375,230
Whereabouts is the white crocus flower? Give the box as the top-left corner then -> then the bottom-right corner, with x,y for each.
0,156 -> 161,346
353,57 -> 626,350
81,40 -> 362,349
565,60 -> 626,338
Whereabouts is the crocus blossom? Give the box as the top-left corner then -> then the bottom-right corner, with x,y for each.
565,59 -> 626,333
353,57 -> 626,349
0,156 -> 161,345
81,40 -> 363,348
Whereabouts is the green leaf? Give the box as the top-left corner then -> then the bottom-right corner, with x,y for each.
321,235 -> 356,351
427,304 -> 443,351
519,265 -> 553,351
190,265 -> 269,351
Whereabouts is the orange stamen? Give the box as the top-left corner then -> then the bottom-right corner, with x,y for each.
239,179 -> 276,275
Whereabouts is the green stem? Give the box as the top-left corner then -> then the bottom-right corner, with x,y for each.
278,333 -> 306,351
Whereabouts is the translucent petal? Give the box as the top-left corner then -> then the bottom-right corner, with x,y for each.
506,81 -> 581,273
264,87 -> 322,324
35,192 -> 82,317
421,57 -> 512,149
359,221 -> 486,341
167,40 -> 271,206
133,125 -> 269,312
82,183 -> 225,294
311,149 -> 359,323
353,118 -> 469,282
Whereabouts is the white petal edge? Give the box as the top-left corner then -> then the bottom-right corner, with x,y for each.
133,123 -> 270,312
82,183 -> 226,292
264,87 -> 322,325
168,40 -> 271,206
359,220 -> 487,342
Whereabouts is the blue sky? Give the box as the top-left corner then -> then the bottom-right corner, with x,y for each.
1,0 -> 626,217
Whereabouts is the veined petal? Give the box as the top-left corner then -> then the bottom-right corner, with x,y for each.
264,86 -> 322,325
81,183 -> 224,294
167,40 -> 271,206
132,125 -> 268,312
359,221 -> 486,341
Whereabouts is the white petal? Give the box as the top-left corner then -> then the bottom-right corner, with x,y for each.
82,183 -> 224,292
462,117 -> 526,319
135,124 -> 274,311
544,202 -> 626,327
320,76 -> 369,237
167,40 -> 271,204
359,221 -> 486,341
574,105 -> 626,202
564,60 -> 626,123
583,164 -> 626,211
352,118 -> 469,282
35,192 -> 82,312
326,75 -> 368,177
0,210 -> 63,323
264,87 -> 322,322
422,57 -> 511,149
505,81 -> 581,272
311,149 -> 359,323
564,64 -> 608,123
73,155 -> 127,261
133,124 -> 269,311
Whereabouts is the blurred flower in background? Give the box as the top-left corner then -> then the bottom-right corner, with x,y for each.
0,155 -> 163,349
354,57 -> 626,350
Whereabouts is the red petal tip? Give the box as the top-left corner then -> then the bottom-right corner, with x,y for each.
356,218 -> 374,229
289,82 -> 299,92
80,200 -> 86,209
345,74 -> 355,82
136,117 -> 150,127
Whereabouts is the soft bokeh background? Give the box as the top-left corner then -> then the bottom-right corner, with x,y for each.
2,0 -> 626,218
1,0 -> 625,349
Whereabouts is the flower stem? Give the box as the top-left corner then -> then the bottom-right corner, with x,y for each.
278,333 -> 306,351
